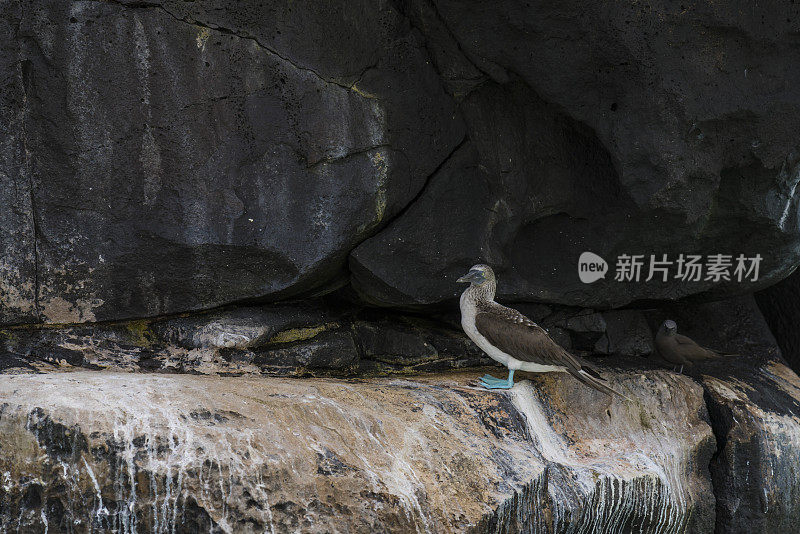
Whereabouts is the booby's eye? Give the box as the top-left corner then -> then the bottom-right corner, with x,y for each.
469,269 -> 486,283
457,267 -> 486,284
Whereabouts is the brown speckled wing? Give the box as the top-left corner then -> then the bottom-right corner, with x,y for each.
474,303 -> 582,371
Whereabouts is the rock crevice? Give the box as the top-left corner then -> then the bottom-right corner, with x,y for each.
20,58 -> 40,323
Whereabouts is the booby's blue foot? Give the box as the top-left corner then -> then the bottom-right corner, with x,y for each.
479,370 -> 515,390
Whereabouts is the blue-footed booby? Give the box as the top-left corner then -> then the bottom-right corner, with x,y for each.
457,264 -> 626,398
655,319 -> 727,373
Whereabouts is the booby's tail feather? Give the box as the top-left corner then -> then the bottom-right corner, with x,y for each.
570,367 -> 631,401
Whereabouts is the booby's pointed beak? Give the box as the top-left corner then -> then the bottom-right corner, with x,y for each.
457,269 -> 484,284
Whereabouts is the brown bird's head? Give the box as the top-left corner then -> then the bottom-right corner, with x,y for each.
659,319 -> 678,336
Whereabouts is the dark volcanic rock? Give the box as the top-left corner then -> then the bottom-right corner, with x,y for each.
352,2 -> 800,307
353,312 -> 490,372
3,0 -> 800,320
598,309 -> 654,357
0,1 -> 37,325
7,0 -> 462,323
252,329 -> 360,375
0,293 -> 778,378
0,301 -> 489,376
756,268 -> 800,373
701,356 -> 800,533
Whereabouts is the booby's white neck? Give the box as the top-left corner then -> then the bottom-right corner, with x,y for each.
459,282 -> 497,331
459,285 -> 513,367
460,281 -> 496,306
460,286 -> 482,325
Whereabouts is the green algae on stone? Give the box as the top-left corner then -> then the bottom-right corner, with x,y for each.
125,319 -> 155,348
268,323 -> 336,344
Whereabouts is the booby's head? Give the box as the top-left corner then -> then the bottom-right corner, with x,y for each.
457,264 -> 497,300
659,319 -> 678,336
457,263 -> 497,301
457,264 -> 495,286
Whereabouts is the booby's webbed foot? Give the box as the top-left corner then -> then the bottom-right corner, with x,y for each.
479,370 -> 515,390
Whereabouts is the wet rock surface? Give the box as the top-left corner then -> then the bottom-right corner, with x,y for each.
701,356 -> 800,533
0,369 -> 715,533
1,297 -> 799,531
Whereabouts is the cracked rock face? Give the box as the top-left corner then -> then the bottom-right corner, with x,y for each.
0,369 -> 716,533
351,1 -> 800,307
4,0 -> 462,323
3,0 -> 800,322
701,357 -> 800,533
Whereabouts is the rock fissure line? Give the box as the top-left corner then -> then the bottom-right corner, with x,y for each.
305,143 -> 393,170
28,187 -> 40,322
395,0 -> 488,98
700,387 -> 727,533
423,0 -> 499,84
85,0 -> 374,94
19,58 -> 40,322
342,135 -> 467,294
372,134 -> 467,238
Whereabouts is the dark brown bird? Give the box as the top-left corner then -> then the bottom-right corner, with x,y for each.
654,320 -> 728,372
457,264 -> 628,399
